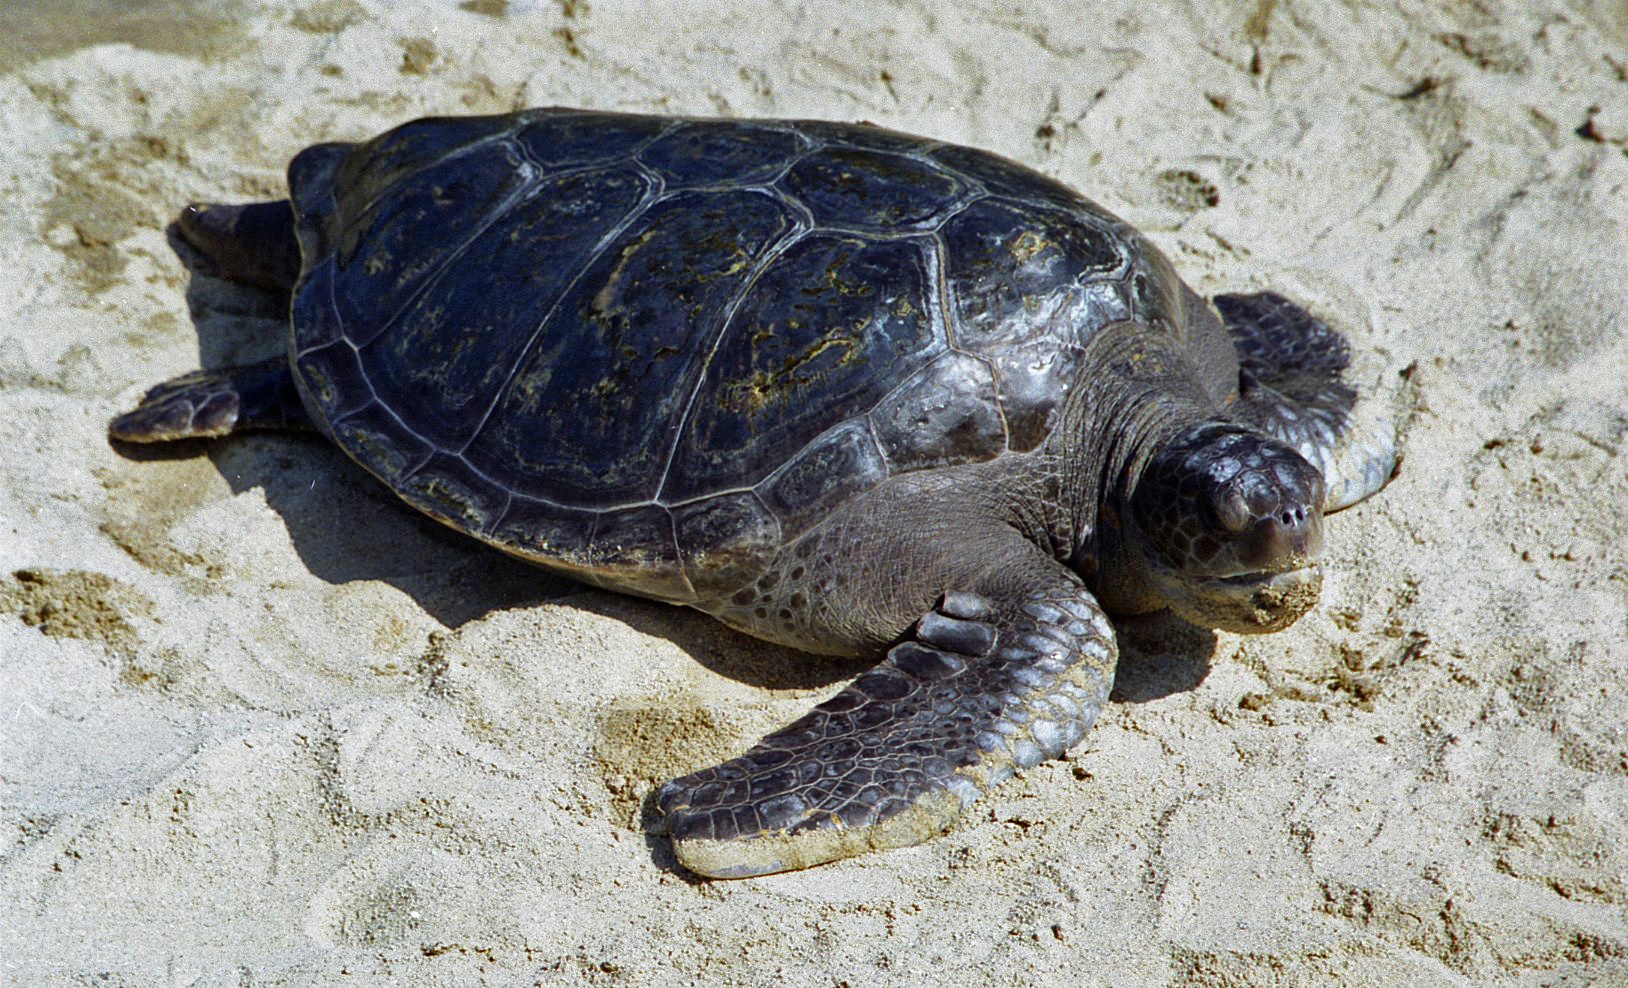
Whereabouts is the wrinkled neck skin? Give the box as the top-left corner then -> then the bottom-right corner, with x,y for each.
1047,321 -> 1224,616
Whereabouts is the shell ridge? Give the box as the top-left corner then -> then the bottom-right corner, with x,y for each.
649,215 -> 816,503
449,169 -> 666,463
333,140 -> 542,353
343,122 -> 527,224
657,482 -> 762,510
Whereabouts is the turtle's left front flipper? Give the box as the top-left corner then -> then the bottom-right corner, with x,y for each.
109,356 -> 313,443
657,579 -> 1118,879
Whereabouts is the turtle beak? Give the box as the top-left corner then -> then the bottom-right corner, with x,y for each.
1236,503 -> 1322,574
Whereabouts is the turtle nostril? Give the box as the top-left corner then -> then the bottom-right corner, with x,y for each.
1278,505 -> 1312,530
1239,503 -> 1323,569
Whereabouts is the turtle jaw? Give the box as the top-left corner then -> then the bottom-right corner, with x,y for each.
1182,561 -> 1324,634
1102,516 -> 1326,634
1139,522 -> 1325,634
1117,502 -> 1326,634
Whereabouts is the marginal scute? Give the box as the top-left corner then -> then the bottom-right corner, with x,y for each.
789,119 -> 940,155
755,419 -> 890,537
325,399 -> 431,483
286,143 -> 350,263
486,495 -> 595,570
869,351 -> 1007,470
928,141 -> 1089,210
397,451 -> 509,536
292,336 -> 369,422
1125,235 -> 1185,332
673,492 -> 782,596
591,504 -> 691,601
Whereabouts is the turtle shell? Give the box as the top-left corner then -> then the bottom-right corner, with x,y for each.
285,109 -> 1184,602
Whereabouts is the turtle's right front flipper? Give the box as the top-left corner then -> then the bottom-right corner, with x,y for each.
109,356 -> 312,443
1215,291 -> 1399,512
657,578 -> 1118,879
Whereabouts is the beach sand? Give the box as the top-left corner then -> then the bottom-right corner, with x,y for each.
2,1 -> 1625,983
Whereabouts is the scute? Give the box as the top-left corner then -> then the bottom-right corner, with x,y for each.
354,167 -> 650,450
756,418 -> 890,537
316,140 -> 540,349
940,197 -> 1132,450
461,189 -> 795,506
515,109 -> 670,169
397,450 -> 511,537
327,113 -> 520,214
942,197 -> 1127,346
869,351 -> 1007,471
929,141 -> 1089,212
638,121 -> 803,189
787,119 -> 940,156
324,398 -> 432,481
663,233 -> 942,503
673,492 -> 783,595
591,504 -> 690,600
487,495 -> 596,572
782,146 -> 968,230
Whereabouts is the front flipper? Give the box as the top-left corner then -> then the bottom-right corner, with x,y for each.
109,356 -> 313,443
1215,292 -> 1398,512
657,581 -> 1117,879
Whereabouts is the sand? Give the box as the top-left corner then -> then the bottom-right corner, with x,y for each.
2,0 -> 1625,983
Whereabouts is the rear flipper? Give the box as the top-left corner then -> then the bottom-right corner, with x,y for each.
657,580 -> 1118,879
109,356 -> 312,443
1215,292 -> 1399,512
175,200 -> 301,292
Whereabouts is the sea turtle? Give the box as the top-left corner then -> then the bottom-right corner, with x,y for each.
110,108 -> 1398,879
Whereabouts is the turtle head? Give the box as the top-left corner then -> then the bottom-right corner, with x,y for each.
1118,422 -> 1326,634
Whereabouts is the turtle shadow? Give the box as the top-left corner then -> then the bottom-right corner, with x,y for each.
109,235 -> 863,692
1109,613 -> 1217,704
113,407 -> 860,691
122,427 -> 856,690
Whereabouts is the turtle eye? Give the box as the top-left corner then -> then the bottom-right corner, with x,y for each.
1212,487 -> 1252,534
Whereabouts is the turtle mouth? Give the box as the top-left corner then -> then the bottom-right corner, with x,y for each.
1162,561 -> 1322,635
1205,563 -> 1320,590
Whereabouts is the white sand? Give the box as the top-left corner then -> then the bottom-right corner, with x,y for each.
2,1 -> 1626,983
